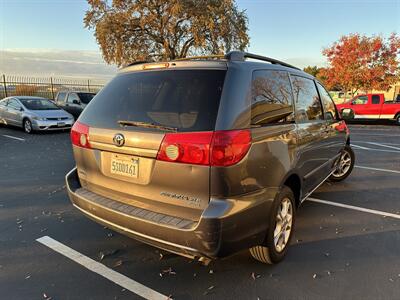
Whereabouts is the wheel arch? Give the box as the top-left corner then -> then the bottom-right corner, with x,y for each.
22,116 -> 31,126
280,172 -> 302,208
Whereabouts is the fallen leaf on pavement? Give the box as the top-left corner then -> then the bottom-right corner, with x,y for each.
113,260 -> 123,267
203,286 -> 215,295
99,249 -> 119,261
161,267 -> 176,275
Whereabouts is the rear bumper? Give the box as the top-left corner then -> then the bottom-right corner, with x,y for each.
66,168 -> 277,259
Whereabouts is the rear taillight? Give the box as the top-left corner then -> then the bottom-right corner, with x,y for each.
157,132 -> 213,165
71,121 -> 91,149
157,129 -> 251,166
210,130 -> 252,166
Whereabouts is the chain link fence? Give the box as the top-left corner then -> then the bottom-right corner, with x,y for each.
0,75 -> 105,100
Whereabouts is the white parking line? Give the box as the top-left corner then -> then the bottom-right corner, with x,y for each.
307,197 -> 400,220
355,165 -> 400,174
36,236 -> 167,300
2,134 -> 25,141
352,144 -> 400,153
351,133 -> 400,137
353,141 -> 400,147
364,142 -> 400,151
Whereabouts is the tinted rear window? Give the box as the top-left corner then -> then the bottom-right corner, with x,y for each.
77,93 -> 95,104
80,70 -> 226,132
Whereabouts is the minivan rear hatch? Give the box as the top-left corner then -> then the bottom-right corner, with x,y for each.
75,67 -> 227,222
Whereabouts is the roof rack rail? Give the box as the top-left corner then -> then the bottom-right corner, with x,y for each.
173,54 -> 225,61
125,60 -> 150,67
225,51 -> 300,70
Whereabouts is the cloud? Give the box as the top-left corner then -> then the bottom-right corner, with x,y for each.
0,49 -> 329,79
0,49 -> 118,81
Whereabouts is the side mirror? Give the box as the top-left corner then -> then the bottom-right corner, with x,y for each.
340,109 -> 354,120
19,107 -> 24,112
72,99 -> 80,105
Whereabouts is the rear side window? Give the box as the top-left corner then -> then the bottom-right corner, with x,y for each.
67,93 -> 80,104
56,92 -> 66,102
291,75 -> 323,122
371,95 -> 380,104
8,99 -> 22,110
80,70 -> 226,132
0,99 -> 8,107
316,82 -> 337,121
250,70 -> 294,125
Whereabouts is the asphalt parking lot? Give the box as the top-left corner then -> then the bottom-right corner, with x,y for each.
1,123 -> 400,300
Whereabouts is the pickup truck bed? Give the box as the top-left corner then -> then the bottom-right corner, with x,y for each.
336,93 -> 400,125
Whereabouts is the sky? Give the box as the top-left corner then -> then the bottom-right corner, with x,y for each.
0,0 -> 399,79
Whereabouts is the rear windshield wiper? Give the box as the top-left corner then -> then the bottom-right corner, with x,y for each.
118,120 -> 178,132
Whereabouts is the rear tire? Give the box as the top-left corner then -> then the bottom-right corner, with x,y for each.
395,114 -> 400,126
329,145 -> 355,182
249,186 -> 296,264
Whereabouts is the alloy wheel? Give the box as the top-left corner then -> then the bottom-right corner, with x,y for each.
273,197 -> 293,253
24,120 -> 32,133
332,150 -> 352,178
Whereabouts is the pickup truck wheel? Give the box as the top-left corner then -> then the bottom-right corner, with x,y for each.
249,186 -> 295,264
329,145 -> 354,182
395,114 -> 400,125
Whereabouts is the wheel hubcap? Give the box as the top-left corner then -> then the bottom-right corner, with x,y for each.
274,198 -> 293,253
25,121 -> 31,132
333,150 -> 351,177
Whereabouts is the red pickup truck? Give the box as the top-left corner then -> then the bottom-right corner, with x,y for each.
336,93 -> 400,125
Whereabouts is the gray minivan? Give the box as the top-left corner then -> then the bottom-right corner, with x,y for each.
65,52 -> 354,264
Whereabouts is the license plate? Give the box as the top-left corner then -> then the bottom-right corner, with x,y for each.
110,154 -> 139,178
57,122 -> 65,127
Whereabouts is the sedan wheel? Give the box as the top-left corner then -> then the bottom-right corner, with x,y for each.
23,119 -> 33,134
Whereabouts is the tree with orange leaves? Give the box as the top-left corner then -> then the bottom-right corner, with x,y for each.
321,33 -> 400,96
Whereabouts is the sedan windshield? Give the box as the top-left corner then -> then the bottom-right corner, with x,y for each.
19,98 -> 60,110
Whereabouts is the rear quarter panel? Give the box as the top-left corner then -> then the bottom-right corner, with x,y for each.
381,102 -> 400,118
210,124 -> 298,198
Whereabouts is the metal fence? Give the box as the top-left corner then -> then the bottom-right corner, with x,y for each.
0,75 -> 105,100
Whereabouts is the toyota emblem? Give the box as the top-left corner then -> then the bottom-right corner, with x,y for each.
113,133 -> 125,147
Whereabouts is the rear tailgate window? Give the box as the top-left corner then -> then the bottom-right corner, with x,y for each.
80,70 -> 226,131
